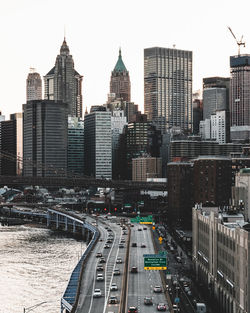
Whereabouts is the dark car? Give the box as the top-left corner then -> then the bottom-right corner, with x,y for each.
141,243 -> 146,248
99,257 -> 106,263
128,307 -> 138,313
144,297 -> 153,305
131,243 -> 137,247
96,265 -> 104,271
109,296 -> 118,304
96,252 -> 102,257
131,266 -> 138,273
106,239 -> 113,243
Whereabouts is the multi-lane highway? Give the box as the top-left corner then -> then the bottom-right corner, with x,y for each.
75,215 -> 170,313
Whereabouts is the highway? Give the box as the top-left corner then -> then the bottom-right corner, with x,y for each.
126,225 -> 169,313
74,215 -> 170,313
75,216 -> 127,313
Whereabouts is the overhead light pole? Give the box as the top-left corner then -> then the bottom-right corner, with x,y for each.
23,301 -> 47,313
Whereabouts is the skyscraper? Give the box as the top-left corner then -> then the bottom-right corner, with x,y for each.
84,107 -> 112,179
26,69 -> 42,101
23,100 -> 68,177
230,55 -> 250,126
44,38 -> 83,117
144,47 -> 192,133
109,49 -> 131,102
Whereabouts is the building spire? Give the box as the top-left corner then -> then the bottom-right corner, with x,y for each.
60,36 -> 70,55
113,48 -> 127,72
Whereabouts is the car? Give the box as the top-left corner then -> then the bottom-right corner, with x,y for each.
107,229 -> 112,232
104,244 -> 110,249
131,243 -> 137,247
128,307 -> 137,313
96,252 -> 102,257
153,285 -> 162,293
175,256 -> 182,263
113,269 -> 120,275
131,266 -> 138,273
93,288 -> 102,298
173,304 -> 180,312
110,283 -> 118,291
96,274 -> 104,281
99,238 -> 103,241
109,296 -> 118,304
116,257 -> 122,264
119,243 -> 124,248
96,265 -> 104,271
106,239 -> 113,243
99,257 -> 106,263
144,297 -> 153,305
143,227 -> 147,230
130,224 -> 134,227
157,303 -> 167,311
138,228 -> 142,231
120,238 -> 125,243
123,231 -> 127,235
141,243 -> 146,248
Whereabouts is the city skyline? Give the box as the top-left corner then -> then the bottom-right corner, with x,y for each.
1,0 -> 250,118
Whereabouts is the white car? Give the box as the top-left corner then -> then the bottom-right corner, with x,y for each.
96,274 -> 104,281
110,283 -> 118,291
93,288 -> 102,298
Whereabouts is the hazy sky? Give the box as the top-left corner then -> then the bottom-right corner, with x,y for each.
0,0 -> 249,118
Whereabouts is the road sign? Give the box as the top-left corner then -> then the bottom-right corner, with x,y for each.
144,254 -> 167,270
131,215 -> 154,224
174,297 -> 180,304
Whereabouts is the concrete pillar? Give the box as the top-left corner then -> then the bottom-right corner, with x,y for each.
65,217 -> 68,231
73,221 -> 76,233
56,213 -> 59,229
47,211 -> 51,227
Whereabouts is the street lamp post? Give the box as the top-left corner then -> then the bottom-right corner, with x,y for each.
23,301 -> 47,313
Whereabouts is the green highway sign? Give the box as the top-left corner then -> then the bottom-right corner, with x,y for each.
144,254 -> 167,270
130,215 -> 154,224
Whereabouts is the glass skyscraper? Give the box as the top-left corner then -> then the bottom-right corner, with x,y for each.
144,47 -> 192,133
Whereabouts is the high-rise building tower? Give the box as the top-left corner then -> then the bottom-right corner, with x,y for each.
230,55 -> 250,126
23,100 -> 68,177
144,47 -> 193,133
26,69 -> 42,101
109,49 -> 131,102
84,107 -> 112,179
44,38 -> 83,117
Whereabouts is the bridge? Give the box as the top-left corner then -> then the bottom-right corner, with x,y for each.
0,175 -> 166,190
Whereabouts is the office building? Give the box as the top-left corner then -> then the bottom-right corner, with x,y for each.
109,49 -> 131,102
193,205 -> 250,313
132,157 -> 162,181
193,98 -> 203,135
111,110 -> 127,179
167,162 -> 194,228
84,107 -> 112,179
203,77 -> 229,120
23,100 -> 68,177
26,69 -> 42,101
211,110 -> 227,144
68,116 -> 84,176
44,38 -> 83,117
230,55 -> 250,127
193,156 -> 232,206
144,47 -> 192,133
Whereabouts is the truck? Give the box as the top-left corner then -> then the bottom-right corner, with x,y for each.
196,303 -> 206,313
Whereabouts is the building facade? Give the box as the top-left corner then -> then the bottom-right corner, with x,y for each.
26,70 -> 42,101
84,107 -> 112,179
109,49 -> 131,102
144,47 -> 192,133
23,100 -> 68,177
132,157 -> 162,181
193,157 -> 232,206
230,55 -> 250,127
67,116 -> 84,176
193,205 -> 250,313
44,39 -> 83,117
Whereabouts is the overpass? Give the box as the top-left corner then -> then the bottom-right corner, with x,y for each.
0,175 -> 167,191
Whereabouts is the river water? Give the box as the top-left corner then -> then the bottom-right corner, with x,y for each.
0,224 -> 86,313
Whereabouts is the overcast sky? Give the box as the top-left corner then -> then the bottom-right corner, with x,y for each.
0,0 -> 249,118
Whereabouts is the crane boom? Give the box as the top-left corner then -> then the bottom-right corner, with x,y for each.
227,26 -> 246,55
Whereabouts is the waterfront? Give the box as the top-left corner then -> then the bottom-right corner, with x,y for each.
0,224 -> 86,313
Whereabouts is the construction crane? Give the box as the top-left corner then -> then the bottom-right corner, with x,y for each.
228,26 -> 245,55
